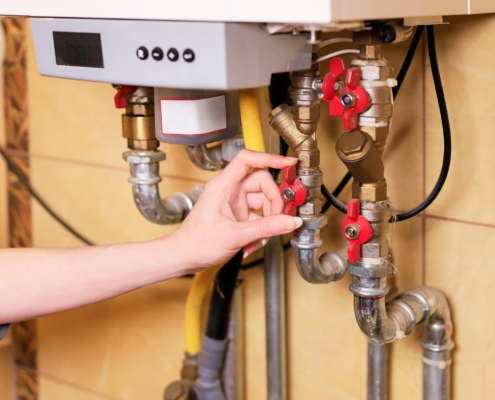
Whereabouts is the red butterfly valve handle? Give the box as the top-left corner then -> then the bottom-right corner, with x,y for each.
114,85 -> 138,108
279,165 -> 308,217
341,199 -> 373,262
322,59 -> 371,131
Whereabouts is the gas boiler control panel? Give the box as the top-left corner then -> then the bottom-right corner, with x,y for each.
30,18 -> 311,90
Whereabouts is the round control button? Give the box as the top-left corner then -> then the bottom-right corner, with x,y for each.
167,48 -> 179,62
152,47 -> 164,61
183,49 -> 195,63
136,46 -> 148,60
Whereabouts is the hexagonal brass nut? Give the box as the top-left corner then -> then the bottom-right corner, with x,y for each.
353,180 -> 387,202
293,105 -> 320,123
298,151 -> 320,168
127,139 -> 159,150
360,65 -> 390,81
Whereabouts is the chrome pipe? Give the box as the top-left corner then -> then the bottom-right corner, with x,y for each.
186,144 -> 226,171
291,224 -> 347,284
264,236 -> 287,400
423,348 -> 451,400
124,150 -> 203,225
367,343 -> 388,400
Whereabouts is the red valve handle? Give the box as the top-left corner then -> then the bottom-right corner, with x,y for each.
340,69 -> 371,131
280,166 -> 307,217
114,85 -> 138,108
322,57 -> 346,117
322,60 -> 371,131
341,199 -> 373,262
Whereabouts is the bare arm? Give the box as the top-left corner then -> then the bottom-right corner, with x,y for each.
0,150 -> 301,324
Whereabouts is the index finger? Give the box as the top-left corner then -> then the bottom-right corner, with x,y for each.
221,150 -> 298,183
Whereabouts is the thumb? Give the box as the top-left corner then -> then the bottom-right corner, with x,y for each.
235,215 -> 303,246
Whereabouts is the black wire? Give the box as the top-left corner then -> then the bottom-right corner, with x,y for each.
391,26 -> 451,222
393,26 -> 425,99
321,179 -> 348,214
0,146 -> 94,246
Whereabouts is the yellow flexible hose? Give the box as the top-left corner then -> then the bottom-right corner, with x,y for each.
239,88 -> 266,152
184,89 -> 265,356
185,264 -> 222,355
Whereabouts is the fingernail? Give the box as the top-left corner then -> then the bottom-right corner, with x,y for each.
293,216 -> 303,228
261,238 -> 268,246
285,156 -> 298,161
283,216 -> 303,230
243,250 -> 252,259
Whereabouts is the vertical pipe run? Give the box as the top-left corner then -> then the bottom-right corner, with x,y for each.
423,349 -> 451,400
264,236 -> 287,400
367,343 -> 388,400
222,285 -> 245,400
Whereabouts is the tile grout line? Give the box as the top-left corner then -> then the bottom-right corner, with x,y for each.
422,33 -> 427,286
17,365 -> 120,400
423,214 -> 495,230
5,149 -> 210,185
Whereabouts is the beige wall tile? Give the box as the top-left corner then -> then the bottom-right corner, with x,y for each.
425,218 -> 495,398
425,15 -> 495,225
39,278 -> 191,400
40,376 -> 115,400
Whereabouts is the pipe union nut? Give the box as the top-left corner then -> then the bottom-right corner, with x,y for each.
123,150 -> 166,164
348,260 -> 395,278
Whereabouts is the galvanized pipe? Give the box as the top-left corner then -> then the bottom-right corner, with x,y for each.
423,348 -> 451,400
367,343 -> 388,400
185,144 -> 226,172
264,236 -> 287,400
124,150 -> 203,225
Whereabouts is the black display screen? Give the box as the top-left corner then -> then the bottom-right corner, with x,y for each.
53,32 -> 104,68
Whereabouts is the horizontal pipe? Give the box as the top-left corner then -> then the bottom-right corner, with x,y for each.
185,144 -> 226,172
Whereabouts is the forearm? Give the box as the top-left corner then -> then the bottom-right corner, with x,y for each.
0,234 -> 186,323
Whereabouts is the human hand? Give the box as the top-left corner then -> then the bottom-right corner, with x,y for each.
169,150 -> 302,271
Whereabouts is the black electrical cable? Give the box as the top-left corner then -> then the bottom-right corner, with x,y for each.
393,26 -> 425,99
321,180 -> 348,214
0,146 -> 94,246
321,172 -> 352,214
391,25 -> 451,222
204,250 -> 243,340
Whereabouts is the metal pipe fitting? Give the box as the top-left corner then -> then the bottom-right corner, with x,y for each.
292,222 -> 347,284
336,130 -> 385,184
367,343 -> 388,400
185,144 -> 226,171
123,150 -> 203,225
269,104 -> 319,169
121,86 -> 159,150
353,282 -> 454,347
